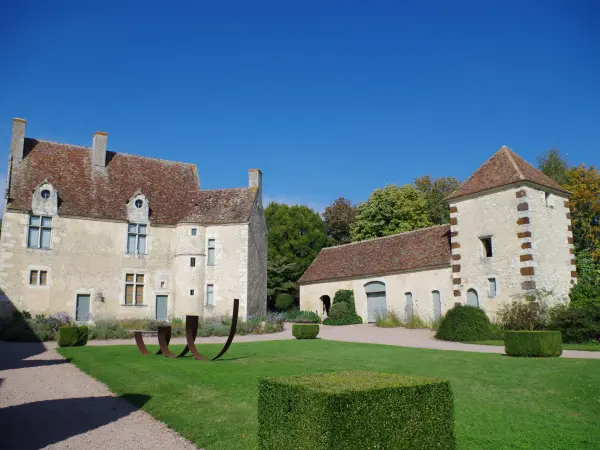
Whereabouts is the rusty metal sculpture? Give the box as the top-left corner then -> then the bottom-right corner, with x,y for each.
134,298 -> 239,362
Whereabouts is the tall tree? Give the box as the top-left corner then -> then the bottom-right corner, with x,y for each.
414,175 -> 462,225
564,164 -> 600,260
265,202 -> 329,300
350,184 -> 432,242
322,197 -> 357,245
537,148 -> 570,185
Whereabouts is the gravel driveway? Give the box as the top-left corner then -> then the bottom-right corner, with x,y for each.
0,341 -> 197,450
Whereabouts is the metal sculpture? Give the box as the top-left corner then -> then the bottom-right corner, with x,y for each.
134,298 -> 239,362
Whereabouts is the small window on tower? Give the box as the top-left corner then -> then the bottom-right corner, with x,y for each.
190,257 -> 196,267
480,236 -> 493,258
189,289 -> 195,296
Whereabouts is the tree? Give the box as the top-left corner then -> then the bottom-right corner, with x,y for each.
537,149 -> 570,185
322,197 -> 357,245
414,175 -> 462,225
265,203 -> 329,301
564,164 -> 600,260
350,184 -> 433,242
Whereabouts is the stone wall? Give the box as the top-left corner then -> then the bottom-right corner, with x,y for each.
246,197 -> 268,317
300,266 -> 453,323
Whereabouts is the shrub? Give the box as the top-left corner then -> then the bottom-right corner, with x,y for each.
332,289 -> 356,311
548,304 -> 600,343
488,321 -> 505,340
88,320 -> 133,340
569,281 -> 600,309
292,323 -> 320,339
505,331 -> 562,357
435,305 -> 491,342
375,310 -> 403,328
328,302 -> 349,319
496,297 -> 549,331
323,314 -> 363,326
58,326 -> 88,347
275,293 -> 294,311
258,371 -> 456,450
288,310 -> 321,324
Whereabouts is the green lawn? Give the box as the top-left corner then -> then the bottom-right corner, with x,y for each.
467,339 -> 600,352
59,340 -> 600,449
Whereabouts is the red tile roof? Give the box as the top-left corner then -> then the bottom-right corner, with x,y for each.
447,146 -> 569,200
182,188 -> 258,224
299,225 -> 451,284
7,139 -> 256,225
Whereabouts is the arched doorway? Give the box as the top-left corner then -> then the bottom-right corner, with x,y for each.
365,281 -> 386,323
432,290 -> 441,321
320,295 -> 331,317
467,289 -> 479,307
405,292 -> 413,321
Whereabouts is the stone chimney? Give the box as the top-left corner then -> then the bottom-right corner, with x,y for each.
92,131 -> 108,169
10,118 -> 26,162
249,169 -> 262,201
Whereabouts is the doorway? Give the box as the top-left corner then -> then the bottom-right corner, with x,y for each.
156,295 -> 168,321
365,281 -> 386,323
75,294 -> 90,322
432,290 -> 441,321
467,289 -> 479,307
320,295 -> 331,317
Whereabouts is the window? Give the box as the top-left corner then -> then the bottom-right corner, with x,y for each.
135,199 -> 143,208
207,239 -> 216,265
190,257 -> 196,267
206,284 -> 214,306
405,292 -> 413,320
125,273 -> 144,305
544,192 -> 551,206
160,280 -> 166,289
480,236 -> 493,258
488,278 -> 497,298
190,289 -> 195,296
127,224 -> 147,254
28,215 -> 52,249
29,270 -> 48,286
41,189 -> 51,199
191,228 -> 197,236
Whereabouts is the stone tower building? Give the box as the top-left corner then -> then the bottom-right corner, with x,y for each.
300,146 -> 574,322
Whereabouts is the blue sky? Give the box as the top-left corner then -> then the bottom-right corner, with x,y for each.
1,1 -> 598,213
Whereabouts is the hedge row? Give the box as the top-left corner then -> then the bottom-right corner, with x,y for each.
258,371 -> 456,449
58,326 -> 89,347
292,324 -> 320,339
505,331 -> 562,357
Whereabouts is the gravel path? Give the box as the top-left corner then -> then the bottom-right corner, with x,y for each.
0,341 -> 197,450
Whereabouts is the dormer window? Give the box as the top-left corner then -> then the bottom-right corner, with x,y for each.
127,191 -> 149,223
41,189 -> 51,199
135,199 -> 143,209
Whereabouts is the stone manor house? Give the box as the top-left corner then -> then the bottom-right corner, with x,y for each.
300,146 -> 575,323
0,118 -> 267,322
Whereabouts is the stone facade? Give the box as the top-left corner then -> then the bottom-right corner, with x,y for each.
300,146 -> 573,322
0,118 -> 267,321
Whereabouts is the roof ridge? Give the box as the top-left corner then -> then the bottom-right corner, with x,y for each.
30,138 -> 196,166
503,146 -> 524,180
322,224 -> 450,251
198,187 -> 254,193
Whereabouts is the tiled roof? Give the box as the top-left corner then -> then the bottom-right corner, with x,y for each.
447,146 -> 569,200
181,188 -> 258,224
299,225 -> 451,284
6,139 -> 256,225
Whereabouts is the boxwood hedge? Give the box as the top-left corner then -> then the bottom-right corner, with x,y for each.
258,371 -> 456,450
292,324 -> 320,339
505,331 -> 562,357
58,326 -> 89,347
435,304 -> 491,342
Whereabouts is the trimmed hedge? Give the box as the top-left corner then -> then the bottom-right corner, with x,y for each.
435,305 -> 491,342
292,323 -> 320,339
505,331 -> 562,357
275,293 -> 294,311
258,371 -> 456,450
58,326 -> 89,347
323,289 -> 363,326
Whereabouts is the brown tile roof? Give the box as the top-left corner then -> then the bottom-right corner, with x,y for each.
447,146 -> 569,200
181,188 -> 258,224
299,225 -> 451,284
7,139 -> 256,225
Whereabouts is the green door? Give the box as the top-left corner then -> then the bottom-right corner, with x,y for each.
76,294 -> 90,322
156,295 -> 168,321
